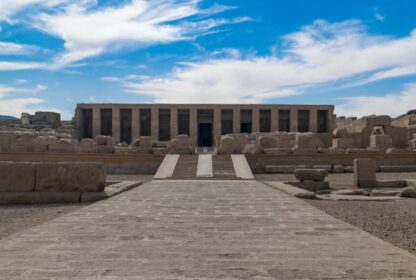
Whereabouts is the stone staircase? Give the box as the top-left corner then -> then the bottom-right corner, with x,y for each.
154,154 -> 254,180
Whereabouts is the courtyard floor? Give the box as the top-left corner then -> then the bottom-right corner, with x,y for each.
1,179 -> 416,279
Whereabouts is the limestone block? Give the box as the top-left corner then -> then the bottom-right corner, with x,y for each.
169,135 -> 195,154
242,143 -> 263,154
274,133 -> 296,148
79,138 -> 96,153
290,181 -> 330,192
258,136 -> 277,149
217,135 -> 235,154
263,148 -> 292,155
370,135 -> 393,149
35,162 -> 106,192
353,158 -> 376,188
332,128 -> 349,139
312,165 -> 332,172
265,165 -> 309,173
333,165 -> 345,173
294,169 -> 328,182
400,187 -> 416,198
95,135 -> 108,145
295,133 -> 325,149
230,134 -> 250,153
332,138 -> 354,149
0,131 -> 19,151
95,145 -> 115,154
49,139 -> 78,153
365,115 -> 392,127
0,162 -> 36,192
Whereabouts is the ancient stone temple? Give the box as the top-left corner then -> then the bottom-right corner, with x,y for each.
74,104 -> 334,146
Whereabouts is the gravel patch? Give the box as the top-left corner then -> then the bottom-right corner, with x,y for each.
306,199 -> 416,255
0,203 -> 90,240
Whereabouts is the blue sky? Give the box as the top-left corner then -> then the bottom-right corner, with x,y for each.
0,0 -> 416,119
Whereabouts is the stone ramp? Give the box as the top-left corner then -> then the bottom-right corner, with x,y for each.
1,180 -> 416,279
155,154 -> 254,180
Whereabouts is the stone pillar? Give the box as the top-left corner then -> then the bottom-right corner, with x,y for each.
271,109 -> 279,132
112,107 -> 120,143
131,108 -> 140,141
171,108 -> 178,139
190,108 -> 198,145
252,109 -> 260,132
290,109 -> 298,132
310,109 -> 318,133
233,109 -> 240,134
92,107 -> 101,138
151,107 -> 159,141
214,108 -> 221,139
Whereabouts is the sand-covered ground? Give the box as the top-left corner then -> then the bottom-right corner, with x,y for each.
257,172 -> 416,255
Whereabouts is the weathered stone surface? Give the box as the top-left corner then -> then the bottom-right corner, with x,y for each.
400,186 -> 416,198
333,165 -> 345,173
332,128 -> 349,138
49,139 -> 78,153
332,138 -> 354,149
294,169 -> 328,182
79,138 -> 96,153
263,148 -> 292,155
229,134 -> 250,153
0,162 -> 36,192
265,165 -> 309,173
242,143 -> 263,154
312,165 -> 332,172
290,181 -> 330,192
169,134 -> 195,154
35,162 -> 106,192
295,133 -> 325,149
365,115 -> 392,127
152,147 -> 169,155
370,135 -> 393,149
354,158 -> 377,188
95,135 -> 109,146
257,136 -> 277,149
217,135 -> 235,154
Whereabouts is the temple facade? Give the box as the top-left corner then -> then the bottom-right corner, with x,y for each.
74,104 -> 335,146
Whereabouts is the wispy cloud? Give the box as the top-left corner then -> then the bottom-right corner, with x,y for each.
336,84 -> 416,117
0,61 -> 45,71
373,7 -> 385,22
0,41 -> 41,55
109,20 -> 416,107
29,0 -> 247,67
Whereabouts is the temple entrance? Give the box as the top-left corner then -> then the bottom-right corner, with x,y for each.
198,123 -> 213,147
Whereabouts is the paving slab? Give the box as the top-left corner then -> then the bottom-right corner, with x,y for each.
1,180 -> 416,279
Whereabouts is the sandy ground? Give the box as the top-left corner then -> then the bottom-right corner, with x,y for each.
0,203 -> 91,239
257,172 -> 416,255
0,174 -> 153,240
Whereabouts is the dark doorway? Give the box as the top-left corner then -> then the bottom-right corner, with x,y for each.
198,123 -> 213,147
81,109 -> 92,139
120,109 -> 132,144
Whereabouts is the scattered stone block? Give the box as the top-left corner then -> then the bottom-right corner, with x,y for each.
169,135 -> 195,154
354,158 -> 376,188
0,162 -> 36,192
289,181 -> 329,192
242,143 -> 263,154
370,135 -> 393,149
265,165 -> 309,174
332,138 -> 354,149
312,165 -> 332,172
294,169 -> 328,182
332,128 -> 349,138
295,133 -> 325,149
399,187 -> 416,198
35,162 -> 106,192
333,165 -> 345,173
217,135 -> 235,154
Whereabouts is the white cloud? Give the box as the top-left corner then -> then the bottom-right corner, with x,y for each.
0,61 -> 45,71
336,84 -> 416,118
31,0 -> 247,67
114,19 -> 416,106
0,0 -> 69,22
373,7 -> 385,22
0,41 -> 40,55
0,85 -> 17,97
34,84 -> 47,91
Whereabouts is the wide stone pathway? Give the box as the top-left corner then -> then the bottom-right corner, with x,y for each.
1,180 -> 416,279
